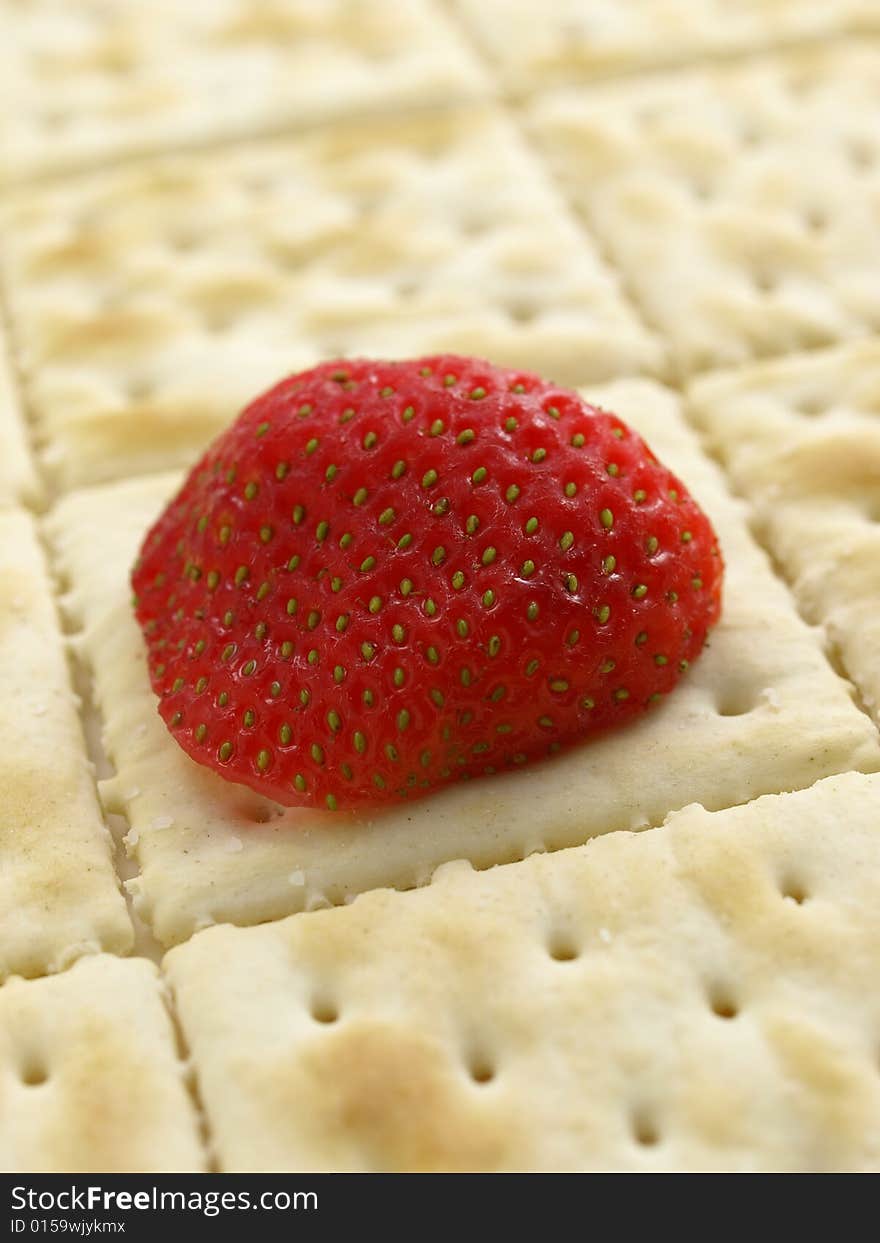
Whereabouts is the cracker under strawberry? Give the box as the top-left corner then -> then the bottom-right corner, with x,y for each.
132,356 -> 723,810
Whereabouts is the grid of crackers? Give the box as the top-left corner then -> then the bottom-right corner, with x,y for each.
2,1 -> 880,1174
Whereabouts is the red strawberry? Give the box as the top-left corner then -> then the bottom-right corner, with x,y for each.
132,356 -> 722,811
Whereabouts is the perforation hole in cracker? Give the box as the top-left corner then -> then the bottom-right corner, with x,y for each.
707,985 -> 740,1022
779,876 -> 810,906
630,1110 -> 661,1149
547,929 -> 581,963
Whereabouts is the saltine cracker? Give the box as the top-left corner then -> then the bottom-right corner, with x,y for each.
530,42 -> 880,377
690,338 -> 880,725
0,955 -> 205,1172
3,109 -> 662,491
0,0 -> 487,185
165,772 -> 880,1172
453,0 -> 880,89
46,380 -> 880,947
0,508 -> 132,982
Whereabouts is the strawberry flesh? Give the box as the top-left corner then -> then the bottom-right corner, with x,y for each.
132,356 -> 723,811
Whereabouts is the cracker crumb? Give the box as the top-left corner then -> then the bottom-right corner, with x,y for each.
598,927 -> 613,944
151,814 -> 174,830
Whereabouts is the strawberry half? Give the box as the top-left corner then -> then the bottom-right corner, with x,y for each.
132,356 -> 722,811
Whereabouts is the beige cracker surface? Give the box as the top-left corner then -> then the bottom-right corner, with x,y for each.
0,508 -> 132,983
2,108 -> 661,492
165,771 -> 880,1172
453,0 -> 880,89
0,954 -> 205,1172
0,328 -> 41,508
0,0 -> 486,186
46,379 -> 880,948
690,338 -> 880,727
530,41 -> 880,378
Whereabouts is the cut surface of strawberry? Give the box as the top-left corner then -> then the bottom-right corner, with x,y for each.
132,356 -> 723,811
